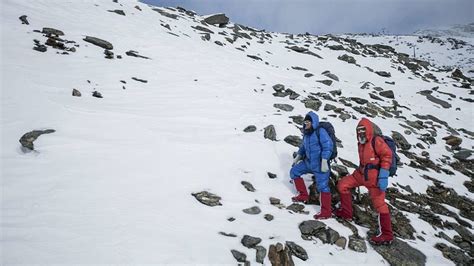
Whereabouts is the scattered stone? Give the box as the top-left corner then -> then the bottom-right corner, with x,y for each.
243,206 -> 261,215
267,172 -> 277,179
255,246 -> 267,264
241,181 -> 256,192
298,220 -> 326,236
227,217 -> 236,222
247,55 -> 263,61
348,235 -> 367,253
19,15 -> 29,25
453,150 -> 472,161
303,99 -> 322,111
375,71 -> 391,78
108,9 -> 125,16
104,49 -> 114,59
243,125 -> 257,132
435,243 -> 472,265
270,197 -> 281,205
132,77 -> 148,83
425,94 -> 452,108
292,66 -> 308,71
304,73 -> 314,78
264,125 -> 277,141
287,203 -> 305,213
443,135 -> 462,146
19,129 -> 55,150
324,104 -> 337,111
322,71 -> 339,81
317,79 -> 333,86
372,239 -> 426,266
219,232 -> 237,237
72,89 -> 81,97
272,84 -> 285,92
83,36 -> 113,50
284,135 -> 302,147
315,227 -> 340,244
335,237 -> 347,249
191,191 -> 222,206
33,40 -> 47,52
192,25 -> 214,34
241,235 -> 262,248
203,13 -> 229,26
152,8 -> 178,19
268,243 -> 295,266
125,50 -> 150,59
42,27 -> 64,36
338,54 -> 356,64
231,249 -> 247,263
92,91 -> 103,98
369,93 -> 383,101
392,131 -> 411,150
328,45 -> 345,50
274,103 -> 294,112
379,90 -> 395,99
264,214 -> 274,221
285,241 -> 308,261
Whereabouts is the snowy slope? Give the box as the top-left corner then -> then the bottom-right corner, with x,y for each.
1,0 -> 473,265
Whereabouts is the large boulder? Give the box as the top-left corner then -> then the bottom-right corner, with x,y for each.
241,235 -> 262,248
19,129 -> 55,150
264,125 -> 277,141
285,241 -> 308,261
268,243 -> 294,266
203,13 -> 229,25
372,239 -> 426,266
83,36 -> 113,50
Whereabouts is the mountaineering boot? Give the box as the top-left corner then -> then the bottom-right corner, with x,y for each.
333,193 -> 353,221
314,192 -> 332,219
370,213 -> 394,245
291,177 -> 309,202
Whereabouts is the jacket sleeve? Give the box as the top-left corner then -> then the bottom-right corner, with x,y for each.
297,141 -> 306,156
319,128 -> 333,160
374,137 -> 392,170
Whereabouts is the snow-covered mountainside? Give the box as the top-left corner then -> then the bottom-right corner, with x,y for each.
345,23 -> 474,79
1,0 -> 473,265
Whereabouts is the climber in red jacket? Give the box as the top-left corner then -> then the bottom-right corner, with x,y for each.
334,118 -> 394,245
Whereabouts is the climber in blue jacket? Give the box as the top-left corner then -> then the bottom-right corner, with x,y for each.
290,111 -> 333,219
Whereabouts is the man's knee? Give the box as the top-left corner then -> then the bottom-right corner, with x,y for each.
316,174 -> 330,193
337,176 -> 351,194
372,197 -> 389,214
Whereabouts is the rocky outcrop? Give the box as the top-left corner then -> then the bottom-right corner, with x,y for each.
203,14 -> 229,26
19,129 -> 55,150
372,239 -> 426,266
83,36 -> 113,50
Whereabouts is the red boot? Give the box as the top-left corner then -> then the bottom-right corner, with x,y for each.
314,192 -> 332,219
333,193 -> 353,220
291,177 -> 309,202
370,213 -> 394,245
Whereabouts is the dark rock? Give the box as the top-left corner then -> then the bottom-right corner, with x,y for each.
315,228 -> 340,244
270,197 -> 281,205
243,125 -> 257,132
392,131 -> 411,150
322,71 -> 339,81
231,249 -> 247,263
135,5 -> 142,11
328,45 -> 345,50
219,231 -> 237,237
317,79 -> 333,86
33,42 -> 47,52
72,89 -> 81,97
201,33 -> 211,41
451,68 -> 471,82
227,217 -> 236,222
324,104 -> 337,111
264,125 -> 277,141
274,103 -> 294,112
375,71 -> 391,78
379,90 -> 395,99
132,77 -> 148,83
304,73 -> 314,78
125,50 -> 150,59
104,49 -> 114,59
425,94 -> 452,108
284,135 -> 302,147
267,172 -> 277,179
255,246 -> 267,264
303,99 -> 322,111
299,220 -> 326,236
247,55 -> 263,61
108,9 -> 125,16
348,235 -> 367,253
338,54 -> 356,64
264,214 -> 274,221
268,243 -> 294,266
192,191 -> 222,206
335,237 -> 347,249
372,239 -> 426,266
272,84 -> 285,92
350,97 -> 368,105
453,150 -> 472,161
19,15 -> 29,25
292,66 -> 308,71
214,41 -> 223,46
83,36 -> 113,50
42,27 -> 64,36
241,235 -> 262,248
192,25 -> 214,34
203,13 -> 229,25
19,129 -> 55,150
152,8 -> 178,19
92,91 -> 103,98
331,164 -> 349,178
369,93 -> 383,101
289,115 -> 304,125
241,181 -> 256,192
286,241 -> 308,261
287,203 -> 305,213
435,243 -> 472,265
243,206 -> 261,215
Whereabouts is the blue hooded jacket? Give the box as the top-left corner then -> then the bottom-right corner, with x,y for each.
297,111 -> 333,172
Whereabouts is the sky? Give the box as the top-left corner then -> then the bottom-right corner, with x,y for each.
141,0 -> 474,35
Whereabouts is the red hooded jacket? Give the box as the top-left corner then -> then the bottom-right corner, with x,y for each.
357,118 -> 392,170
